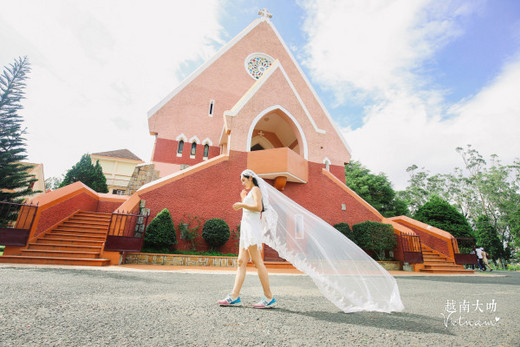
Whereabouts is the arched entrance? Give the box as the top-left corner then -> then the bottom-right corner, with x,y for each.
246,106 -> 308,262
247,105 -> 308,159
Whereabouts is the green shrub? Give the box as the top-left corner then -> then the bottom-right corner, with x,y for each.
143,208 -> 176,252
178,214 -> 204,251
202,218 -> 230,250
333,223 -> 354,241
413,195 -> 473,238
352,221 -> 397,260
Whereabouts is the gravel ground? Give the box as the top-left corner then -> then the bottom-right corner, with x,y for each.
0,264 -> 519,347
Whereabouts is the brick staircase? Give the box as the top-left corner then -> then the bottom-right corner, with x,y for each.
0,211 -> 113,266
420,245 -> 474,274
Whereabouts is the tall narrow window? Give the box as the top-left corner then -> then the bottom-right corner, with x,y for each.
191,142 -> 197,156
208,100 -> 215,117
203,144 -> 209,159
177,140 -> 184,156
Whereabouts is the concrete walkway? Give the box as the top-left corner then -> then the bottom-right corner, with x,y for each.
0,264 -> 518,346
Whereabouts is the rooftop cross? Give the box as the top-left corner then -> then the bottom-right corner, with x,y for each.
258,8 -> 272,19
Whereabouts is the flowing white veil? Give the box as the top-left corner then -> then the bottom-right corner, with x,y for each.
241,169 -> 404,313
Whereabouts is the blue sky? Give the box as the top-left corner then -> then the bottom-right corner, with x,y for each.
1,0 -> 519,189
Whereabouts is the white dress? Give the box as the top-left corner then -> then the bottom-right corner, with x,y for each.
239,189 -> 263,250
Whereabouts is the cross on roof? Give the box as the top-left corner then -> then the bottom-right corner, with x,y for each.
258,8 -> 272,19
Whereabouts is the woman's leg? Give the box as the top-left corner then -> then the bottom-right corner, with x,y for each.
231,247 -> 249,298
248,245 -> 272,299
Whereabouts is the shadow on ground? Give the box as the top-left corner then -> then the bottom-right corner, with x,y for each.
275,308 -> 453,336
398,272 -> 520,286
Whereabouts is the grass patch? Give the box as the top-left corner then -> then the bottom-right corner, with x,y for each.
0,245 -> 4,256
141,248 -> 237,257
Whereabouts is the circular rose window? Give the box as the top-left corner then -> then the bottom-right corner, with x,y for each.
245,53 -> 274,80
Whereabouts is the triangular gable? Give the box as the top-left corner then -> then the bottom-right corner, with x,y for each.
147,16 -> 351,155
224,60 -> 325,135
147,18 -> 265,118
222,60 -> 350,165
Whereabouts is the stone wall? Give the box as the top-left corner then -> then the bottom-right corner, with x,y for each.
126,164 -> 160,195
124,253 -> 237,267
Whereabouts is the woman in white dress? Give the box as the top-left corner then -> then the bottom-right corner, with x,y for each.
219,169 -> 403,313
217,171 -> 276,308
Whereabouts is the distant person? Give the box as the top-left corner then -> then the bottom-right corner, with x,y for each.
475,246 -> 486,271
482,248 -> 493,272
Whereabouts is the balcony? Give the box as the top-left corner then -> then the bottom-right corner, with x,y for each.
247,147 -> 308,189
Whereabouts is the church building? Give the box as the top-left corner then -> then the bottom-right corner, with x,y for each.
1,10 -> 472,273
135,10 -> 386,257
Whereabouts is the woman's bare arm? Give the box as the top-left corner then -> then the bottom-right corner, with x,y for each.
233,187 -> 262,212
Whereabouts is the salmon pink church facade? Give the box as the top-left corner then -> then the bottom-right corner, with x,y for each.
1,11 -> 472,273
138,12 -> 385,256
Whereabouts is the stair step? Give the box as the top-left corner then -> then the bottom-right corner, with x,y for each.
44,233 -> 106,241
423,256 -> 448,261
72,215 -> 111,220
423,258 -> 452,264
76,212 -> 111,219
36,238 -> 104,246
60,223 -> 109,230
52,228 -> 108,235
423,265 -> 464,270
0,255 -> 110,266
420,269 -> 474,273
21,249 -> 100,258
28,243 -> 102,251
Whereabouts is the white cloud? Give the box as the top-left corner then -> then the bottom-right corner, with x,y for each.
299,0 -> 480,103
1,0 -> 224,178
299,0 -> 519,190
344,55 -> 520,190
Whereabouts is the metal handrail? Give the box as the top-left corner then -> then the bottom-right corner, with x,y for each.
0,201 -> 39,246
104,210 -> 150,252
399,233 -> 424,263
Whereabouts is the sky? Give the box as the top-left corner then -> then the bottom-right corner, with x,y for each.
1,0 -> 519,190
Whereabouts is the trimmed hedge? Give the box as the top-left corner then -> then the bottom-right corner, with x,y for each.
352,221 -> 397,260
333,223 -> 354,241
202,218 -> 230,250
143,208 -> 176,252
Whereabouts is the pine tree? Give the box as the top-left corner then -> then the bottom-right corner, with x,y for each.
413,195 -> 473,238
59,154 -> 109,193
0,56 -> 36,202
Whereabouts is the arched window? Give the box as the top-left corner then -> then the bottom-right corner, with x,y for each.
177,140 -> 184,155
191,142 -> 197,156
203,144 -> 209,158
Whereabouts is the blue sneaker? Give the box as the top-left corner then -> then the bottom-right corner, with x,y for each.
218,294 -> 242,306
253,296 -> 277,309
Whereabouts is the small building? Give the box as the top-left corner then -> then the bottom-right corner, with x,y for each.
90,149 -> 144,195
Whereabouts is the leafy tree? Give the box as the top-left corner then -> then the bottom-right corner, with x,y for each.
0,56 -> 37,202
59,154 -> 108,193
45,176 -> 63,191
345,161 -> 409,217
143,208 -> 176,252
202,218 -> 230,251
352,221 -> 397,260
474,215 -> 504,263
413,195 -> 473,238
509,206 -> 520,249
399,146 -> 520,261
